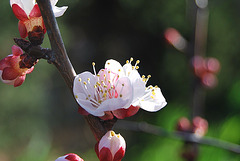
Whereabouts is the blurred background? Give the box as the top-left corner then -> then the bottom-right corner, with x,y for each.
0,0 -> 240,160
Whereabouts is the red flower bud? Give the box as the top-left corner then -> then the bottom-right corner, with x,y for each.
55,153 -> 84,161
0,45 -> 35,87
96,131 -> 126,161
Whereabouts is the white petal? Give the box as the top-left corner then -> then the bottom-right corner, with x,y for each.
73,71 -> 97,96
76,93 -> 105,116
135,87 -> 167,112
55,156 -> 67,161
114,76 -> 133,109
50,0 -> 58,6
11,0 -> 35,16
52,6 -> 68,17
105,59 -> 125,77
127,69 -> 146,102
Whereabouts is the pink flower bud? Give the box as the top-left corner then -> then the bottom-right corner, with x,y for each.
96,131 -> 126,161
176,117 -> 191,132
55,153 -> 84,161
0,45 -> 34,87
193,116 -> 208,137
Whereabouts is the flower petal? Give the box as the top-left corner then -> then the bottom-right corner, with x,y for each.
73,71 -> 97,97
29,4 -> 41,18
12,45 -> 23,56
2,67 -> 19,80
105,59 -> 125,78
112,105 -> 140,119
26,66 -> 34,74
14,75 -> 25,87
12,4 -> 28,21
18,21 -> 28,38
135,87 -> 167,112
0,57 -> 11,70
99,147 -> 113,161
0,70 -> 15,85
20,0 -> 35,16
52,6 -> 68,17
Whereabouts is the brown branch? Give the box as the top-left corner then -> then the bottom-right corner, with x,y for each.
36,0 -> 114,141
116,120 -> 240,154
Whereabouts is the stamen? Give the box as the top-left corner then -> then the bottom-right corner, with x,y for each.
92,62 -> 97,75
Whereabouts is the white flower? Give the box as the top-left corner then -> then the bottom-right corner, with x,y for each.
73,58 -> 167,119
73,63 -> 133,117
105,58 -> 167,112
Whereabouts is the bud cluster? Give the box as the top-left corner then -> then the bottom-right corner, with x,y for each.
192,56 -> 220,88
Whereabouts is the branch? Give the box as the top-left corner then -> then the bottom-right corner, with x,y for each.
115,120 -> 240,154
36,0 -> 114,141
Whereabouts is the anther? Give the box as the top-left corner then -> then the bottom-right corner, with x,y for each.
78,78 -> 82,82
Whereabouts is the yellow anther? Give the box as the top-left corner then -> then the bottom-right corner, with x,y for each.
98,100 -> 102,104
126,60 -> 129,64
152,91 -> 156,95
83,81 -> 87,85
75,95 -> 78,98
94,85 -> 97,88
78,78 -> 82,82
130,57 -> 133,62
108,71 -> 111,73
151,96 -> 154,99
92,62 -> 95,66
120,94 -> 123,97
122,84 -> 124,86
86,97 -> 89,100
135,66 -> 139,69
103,93 -> 107,98
87,78 -> 90,81
136,60 -> 140,64
142,75 -> 145,78
155,85 -> 159,88
132,66 -> 134,70
107,62 -> 110,65
110,131 -> 115,136
108,80 -> 111,83
104,74 -> 106,77
147,75 -> 151,78
118,69 -> 121,72
88,94 -> 91,97
97,74 -> 100,77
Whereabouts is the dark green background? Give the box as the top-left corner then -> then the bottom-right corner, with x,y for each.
0,0 -> 239,160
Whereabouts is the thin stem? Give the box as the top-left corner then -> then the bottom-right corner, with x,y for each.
36,0 -> 113,141
116,120 -> 240,154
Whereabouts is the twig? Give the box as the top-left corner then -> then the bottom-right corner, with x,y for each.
115,120 -> 240,154
36,0 -> 115,141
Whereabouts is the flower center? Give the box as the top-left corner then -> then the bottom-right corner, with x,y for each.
76,63 -> 126,108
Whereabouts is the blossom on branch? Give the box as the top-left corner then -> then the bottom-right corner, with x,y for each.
55,153 -> 84,161
0,45 -> 35,87
95,130 -> 126,161
10,0 -> 68,38
73,58 -> 167,120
